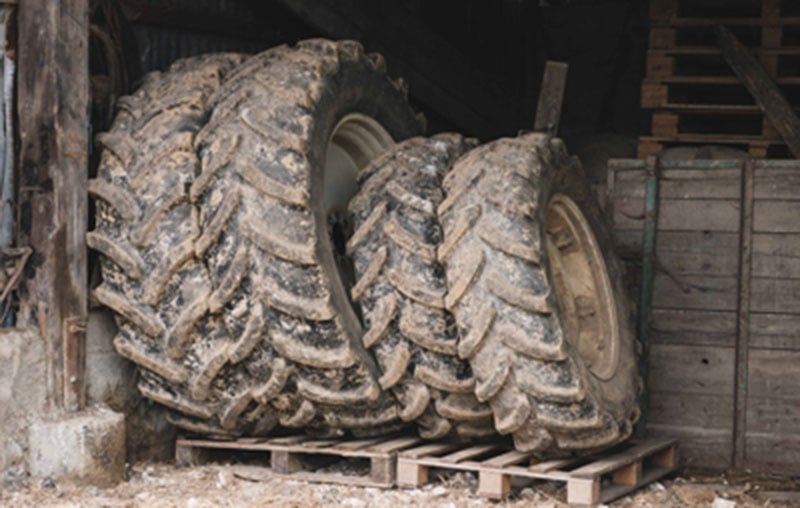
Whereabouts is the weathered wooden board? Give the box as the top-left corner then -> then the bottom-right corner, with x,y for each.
752,233 -> 800,278
647,424 -> 732,470
614,199 -> 741,232
746,349 -> 800,399
746,397 -> 800,434
615,230 -> 740,276
649,392 -> 734,429
652,273 -> 739,312
754,168 -> 800,199
614,169 -> 742,200
750,278 -> 800,314
651,309 -> 737,347
745,434 -> 800,475
17,0 -> 90,411
610,159 -> 800,474
753,201 -> 800,233
648,344 -> 735,395
749,312 -> 800,350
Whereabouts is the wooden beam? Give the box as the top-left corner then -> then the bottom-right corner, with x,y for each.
733,160 -> 754,469
17,0 -> 89,411
533,61 -> 568,135
716,26 -> 800,158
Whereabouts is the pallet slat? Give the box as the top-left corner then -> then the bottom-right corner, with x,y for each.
175,434 -> 421,488
398,438 -> 677,503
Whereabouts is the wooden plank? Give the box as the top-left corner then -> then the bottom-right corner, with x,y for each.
570,438 -> 676,478
648,344 -> 735,395
480,450 -> 533,468
614,230 -> 740,276
533,61 -> 568,136
647,424 -> 733,470
717,26 -> 800,158
367,436 -> 423,453
614,169 -> 742,200
752,233 -> 800,278
754,168 -> 800,199
753,201 -> 800,233
751,278 -> 800,313
747,349 -> 800,399
16,0 -> 89,411
749,313 -> 800,350
651,309 -> 738,347
332,437 -> 385,452
652,273 -> 739,312
399,442 -> 460,459
438,443 -> 501,464
745,433 -> 800,475
649,392 -> 734,429
614,199 -> 741,233
746,396 -> 800,434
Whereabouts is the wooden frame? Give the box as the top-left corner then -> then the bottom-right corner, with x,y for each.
16,0 -> 90,411
608,157 -> 800,473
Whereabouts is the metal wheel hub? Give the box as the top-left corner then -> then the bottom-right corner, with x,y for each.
323,113 -> 394,299
546,194 -> 620,380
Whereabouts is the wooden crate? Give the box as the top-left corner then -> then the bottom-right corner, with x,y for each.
175,434 -> 423,487
640,0 -> 799,157
608,157 -> 800,474
397,438 -> 677,505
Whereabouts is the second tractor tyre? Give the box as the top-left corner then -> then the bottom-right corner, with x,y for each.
347,134 -> 495,439
439,134 -> 641,454
190,39 -> 424,433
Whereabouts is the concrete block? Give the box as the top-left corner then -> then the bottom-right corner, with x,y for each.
0,328 -> 47,474
29,406 -> 125,486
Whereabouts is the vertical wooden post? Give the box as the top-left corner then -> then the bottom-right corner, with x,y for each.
733,159 -> 754,469
533,61 -> 569,136
16,0 -> 89,411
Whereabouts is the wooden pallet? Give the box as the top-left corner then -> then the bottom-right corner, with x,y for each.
640,0 -> 797,157
397,437 -> 677,505
176,434 -> 424,488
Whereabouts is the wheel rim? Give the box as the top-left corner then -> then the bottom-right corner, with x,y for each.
546,194 -> 619,380
323,113 -> 394,306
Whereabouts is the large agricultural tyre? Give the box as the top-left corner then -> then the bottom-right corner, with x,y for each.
90,39 -> 422,437
347,134 -> 495,439
188,39 -> 423,434
439,133 -> 640,454
89,53 -> 261,437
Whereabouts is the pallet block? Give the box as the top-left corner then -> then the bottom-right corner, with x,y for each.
397,437 -> 678,505
175,434 -> 423,488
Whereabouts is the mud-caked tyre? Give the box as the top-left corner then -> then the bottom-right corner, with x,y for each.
347,134 -> 495,439
90,39 -> 423,437
439,133 -> 640,454
189,39 -> 424,434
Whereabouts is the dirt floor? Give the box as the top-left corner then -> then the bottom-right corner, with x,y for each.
2,461 -> 799,507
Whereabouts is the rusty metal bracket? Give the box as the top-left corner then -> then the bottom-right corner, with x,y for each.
63,315 -> 87,411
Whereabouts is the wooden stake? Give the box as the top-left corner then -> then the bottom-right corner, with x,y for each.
534,61 -> 568,135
